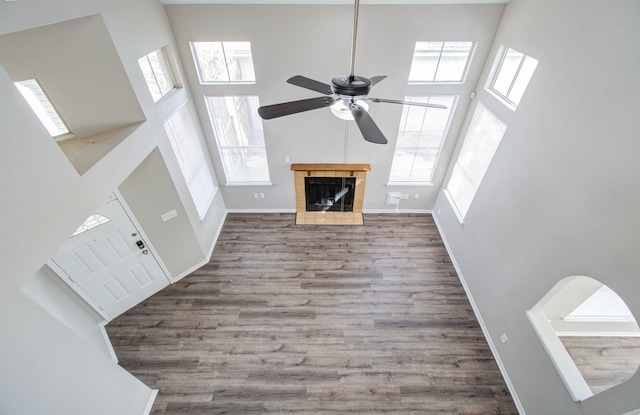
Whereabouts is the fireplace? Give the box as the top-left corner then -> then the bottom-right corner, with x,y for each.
291,163 -> 370,225
305,177 -> 356,212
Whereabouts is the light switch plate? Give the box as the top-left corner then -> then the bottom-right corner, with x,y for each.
161,209 -> 178,222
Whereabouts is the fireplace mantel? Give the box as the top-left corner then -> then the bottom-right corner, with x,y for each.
291,163 -> 370,225
291,163 -> 371,173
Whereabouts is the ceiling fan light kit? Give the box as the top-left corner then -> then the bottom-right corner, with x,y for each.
257,0 -> 446,145
330,99 -> 368,121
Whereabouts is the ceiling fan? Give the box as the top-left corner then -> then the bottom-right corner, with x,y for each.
257,0 -> 446,145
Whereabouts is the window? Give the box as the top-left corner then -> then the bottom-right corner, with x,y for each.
489,47 -> 538,107
138,47 -> 176,102
164,103 -> 216,219
408,41 -> 473,83
71,214 -> 111,237
389,96 -> 457,183
191,42 -> 256,84
14,79 -> 70,137
205,95 -> 270,184
445,103 -> 507,220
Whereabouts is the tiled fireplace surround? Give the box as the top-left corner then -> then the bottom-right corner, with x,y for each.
292,163 -> 370,225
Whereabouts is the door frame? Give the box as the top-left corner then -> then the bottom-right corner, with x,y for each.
47,191 -> 171,321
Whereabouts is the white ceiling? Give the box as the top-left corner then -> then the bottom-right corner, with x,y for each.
160,1 -> 509,4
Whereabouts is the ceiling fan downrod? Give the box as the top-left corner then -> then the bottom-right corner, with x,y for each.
348,0 -> 360,81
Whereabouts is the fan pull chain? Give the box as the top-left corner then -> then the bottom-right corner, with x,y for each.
340,121 -> 349,212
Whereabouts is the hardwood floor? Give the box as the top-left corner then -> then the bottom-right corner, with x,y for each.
107,213 -> 517,414
561,336 -> 640,395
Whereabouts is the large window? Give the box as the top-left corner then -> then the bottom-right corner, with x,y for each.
138,47 -> 176,102
14,79 -> 70,137
191,42 -> 256,84
389,96 -> 457,183
205,95 -> 271,184
489,47 -> 538,108
408,41 -> 473,83
445,103 -> 507,220
164,103 -> 216,219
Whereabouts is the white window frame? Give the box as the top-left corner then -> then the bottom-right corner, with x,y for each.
205,95 -> 271,185
14,78 -> 72,139
138,47 -> 177,102
388,95 -> 458,185
408,41 -> 474,84
190,41 -> 256,85
444,103 -> 507,222
164,102 -> 217,219
488,46 -> 538,109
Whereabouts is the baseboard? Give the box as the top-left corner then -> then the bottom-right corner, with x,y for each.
363,208 -> 433,214
99,320 -> 118,363
225,209 -> 433,214
226,208 -> 296,213
207,210 -> 227,261
171,210 -> 228,283
144,389 -> 158,415
433,215 -> 526,415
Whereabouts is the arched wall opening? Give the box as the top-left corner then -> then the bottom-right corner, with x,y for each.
527,276 -> 640,401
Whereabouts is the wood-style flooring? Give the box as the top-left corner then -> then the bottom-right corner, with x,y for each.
561,336 -> 640,395
107,213 -> 518,414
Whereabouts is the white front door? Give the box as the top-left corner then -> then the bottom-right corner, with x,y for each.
49,195 -> 170,320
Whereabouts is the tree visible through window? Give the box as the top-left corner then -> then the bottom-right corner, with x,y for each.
191,42 -> 255,84
138,47 -> 176,102
205,95 -> 270,183
389,96 -> 456,183
408,41 -> 473,83
489,47 -> 538,107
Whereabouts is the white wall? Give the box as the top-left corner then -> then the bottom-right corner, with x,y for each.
165,3 -> 505,211
434,0 -> 640,413
0,0 -> 226,413
22,265 -> 113,360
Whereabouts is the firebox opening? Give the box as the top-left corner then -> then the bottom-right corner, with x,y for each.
304,177 -> 356,212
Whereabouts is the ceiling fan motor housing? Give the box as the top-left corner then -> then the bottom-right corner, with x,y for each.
331,75 -> 371,98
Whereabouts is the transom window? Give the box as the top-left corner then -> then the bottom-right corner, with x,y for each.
489,46 -> 538,107
71,214 -> 111,237
191,42 -> 256,84
14,79 -> 70,137
445,103 -> 507,221
389,96 -> 457,183
205,95 -> 270,184
408,41 -> 473,83
138,47 -> 176,102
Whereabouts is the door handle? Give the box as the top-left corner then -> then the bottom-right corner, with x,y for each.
136,240 -> 145,249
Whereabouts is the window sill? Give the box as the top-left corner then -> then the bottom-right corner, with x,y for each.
386,181 -> 434,187
199,81 -> 256,86
154,86 -> 182,105
443,189 -> 465,225
485,88 -> 517,111
408,81 -> 465,85
225,181 -> 272,187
